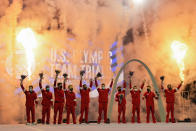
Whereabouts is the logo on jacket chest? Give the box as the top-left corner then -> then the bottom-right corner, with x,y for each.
119,93 -> 124,97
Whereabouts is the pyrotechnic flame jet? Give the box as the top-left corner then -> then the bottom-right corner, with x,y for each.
171,41 -> 188,81
17,28 -> 37,80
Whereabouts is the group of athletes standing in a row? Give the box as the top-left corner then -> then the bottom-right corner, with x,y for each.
20,70 -> 183,125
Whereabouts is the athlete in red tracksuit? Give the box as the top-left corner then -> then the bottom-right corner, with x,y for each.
95,77 -> 113,124
115,80 -> 126,123
63,79 -> 77,124
20,76 -> 37,125
129,79 -> 145,123
53,70 -> 65,124
143,86 -> 158,123
161,80 -> 183,123
39,73 -> 53,124
79,77 -> 93,124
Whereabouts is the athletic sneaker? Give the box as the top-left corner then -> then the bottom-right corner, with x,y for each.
32,122 -> 37,125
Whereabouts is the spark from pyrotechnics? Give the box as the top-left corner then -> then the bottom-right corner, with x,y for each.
171,40 -> 188,81
16,28 -> 37,80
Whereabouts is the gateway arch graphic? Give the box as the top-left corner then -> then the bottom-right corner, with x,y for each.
108,59 -> 166,122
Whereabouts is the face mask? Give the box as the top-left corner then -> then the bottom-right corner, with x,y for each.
118,89 -> 121,92
29,88 -> 33,92
46,88 -> 50,91
147,89 -> 150,92
102,86 -> 105,89
58,86 -> 62,89
70,88 -> 73,92
83,86 -> 87,90
134,88 -> 137,91
167,84 -> 172,90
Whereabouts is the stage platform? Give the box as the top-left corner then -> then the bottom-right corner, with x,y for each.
0,123 -> 195,131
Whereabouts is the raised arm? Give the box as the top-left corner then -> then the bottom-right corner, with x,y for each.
63,78 -> 68,91
80,77 -> 83,88
155,91 -> 159,99
95,77 -> 99,88
140,80 -> 146,90
63,79 -> 66,90
129,79 -> 133,90
123,80 -> 126,91
176,81 -> 183,91
79,70 -> 85,89
63,73 -> 68,91
39,79 -> 43,92
39,73 -> 44,90
89,79 -> 93,89
109,78 -> 114,89
20,79 -> 25,92
79,76 -> 83,90
115,93 -> 118,102
54,77 -> 57,88
161,81 -> 165,91
160,76 -> 165,91
20,75 -> 27,93
54,70 -> 60,88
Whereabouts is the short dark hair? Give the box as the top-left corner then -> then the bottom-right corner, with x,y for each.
83,84 -> 87,87
117,86 -> 121,89
57,83 -> 62,87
